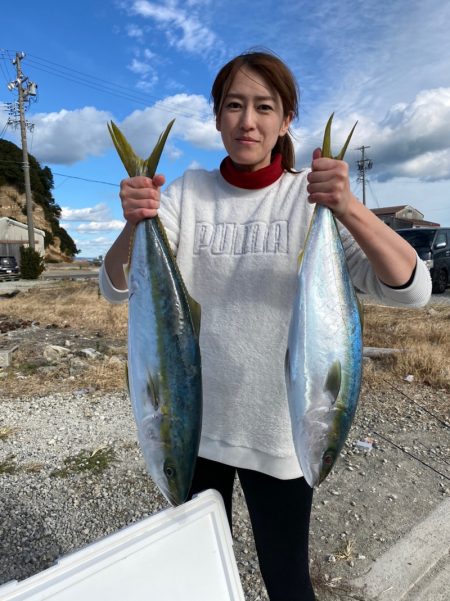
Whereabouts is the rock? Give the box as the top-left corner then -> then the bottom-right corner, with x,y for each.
79,348 -> 102,360
69,357 -> 88,377
43,345 -> 72,362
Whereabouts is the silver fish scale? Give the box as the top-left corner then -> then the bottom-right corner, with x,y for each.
286,206 -> 363,487
127,219 -> 202,506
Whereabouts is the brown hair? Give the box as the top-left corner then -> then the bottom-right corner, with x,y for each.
211,50 -> 299,172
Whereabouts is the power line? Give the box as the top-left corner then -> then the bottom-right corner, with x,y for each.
0,159 -> 119,187
52,172 -> 119,187
367,180 -> 381,208
2,51 -> 206,121
371,429 -> 450,482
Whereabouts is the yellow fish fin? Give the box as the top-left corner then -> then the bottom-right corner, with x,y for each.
187,294 -> 202,338
108,121 -> 144,177
143,119 -> 176,177
324,360 -> 342,404
321,113 -> 358,161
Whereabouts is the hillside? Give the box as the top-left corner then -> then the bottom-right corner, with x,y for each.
0,139 -> 79,262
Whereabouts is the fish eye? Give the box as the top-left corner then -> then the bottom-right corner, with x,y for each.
322,451 -> 334,466
163,461 -> 176,479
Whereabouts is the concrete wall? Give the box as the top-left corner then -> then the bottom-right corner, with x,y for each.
0,217 -> 45,263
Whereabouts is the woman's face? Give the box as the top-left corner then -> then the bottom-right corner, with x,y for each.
216,67 -> 292,172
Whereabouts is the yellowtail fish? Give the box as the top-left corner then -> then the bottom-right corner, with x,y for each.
108,120 -> 202,506
285,114 -> 362,487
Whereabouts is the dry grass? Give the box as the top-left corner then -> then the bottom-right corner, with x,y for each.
362,302 -> 450,390
1,281 -> 449,393
0,280 -> 127,338
0,281 -> 128,396
0,426 -> 17,440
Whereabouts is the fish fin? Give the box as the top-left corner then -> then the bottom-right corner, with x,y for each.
335,121 -> 358,160
108,121 -> 144,177
320,113 -> 358,160
147,373 -> 161,410
357,295 -> 364,334
108,119 -> 175,178
297,249 -> 305,270
125,361 -> 130,395
299,204 -> 319,267
321,113 -> 334,158
284,348 -> 291,380
324,360 -> 341,404
122,263 -> 130,288
124,224 -> 137,283
143,119 -> 176,177
187,294 -> 202,338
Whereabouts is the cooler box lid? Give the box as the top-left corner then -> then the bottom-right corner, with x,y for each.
0,489 -> 245,601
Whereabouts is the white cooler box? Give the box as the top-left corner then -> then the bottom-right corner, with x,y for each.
0,489 -> 245,601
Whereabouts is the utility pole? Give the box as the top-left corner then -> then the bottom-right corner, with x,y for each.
7,52 -> 38,249
356,146 -> 373,206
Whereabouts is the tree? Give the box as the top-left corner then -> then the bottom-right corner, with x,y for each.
0,139 -> 80,257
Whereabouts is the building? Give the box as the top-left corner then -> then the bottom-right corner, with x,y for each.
0,217 -> 45,263
371,205 -> 440,229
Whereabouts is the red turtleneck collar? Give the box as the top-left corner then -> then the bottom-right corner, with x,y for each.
220,154 -> 283,189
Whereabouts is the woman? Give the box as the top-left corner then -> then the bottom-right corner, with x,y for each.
100,51 -> 431,601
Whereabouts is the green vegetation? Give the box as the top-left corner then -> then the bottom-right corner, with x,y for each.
51,446 -> 118,477
0,139 -> 79,258
0,454 -> 18,475
0,426 -> 17,440
20,246 -> 46,279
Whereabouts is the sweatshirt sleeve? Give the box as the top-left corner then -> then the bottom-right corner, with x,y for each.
340,226 -> 432,308
98,262 -> 128,304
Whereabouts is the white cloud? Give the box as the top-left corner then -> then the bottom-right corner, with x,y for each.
67,220 -> 125,232
126,24 -> 144,39
358,88 -> 450,181
294,87 -> 450,183
6,93 -> 219,167
15,80 -> 450,184
27,107 -> 112,164
120,93 -> 222,157
61,203 -> 112,222
73,235 -> 116,257
128,58 -> 152,76
187,160 -> 202,170
128,0 -> 222,55
127,49 -> 159,89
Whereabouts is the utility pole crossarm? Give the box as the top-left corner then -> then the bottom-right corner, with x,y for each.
356,145 -> 373,206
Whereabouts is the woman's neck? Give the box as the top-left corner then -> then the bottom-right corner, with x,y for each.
220,154 -> 283,189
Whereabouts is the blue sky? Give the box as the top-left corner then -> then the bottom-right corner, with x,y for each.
1,0 -> 450,257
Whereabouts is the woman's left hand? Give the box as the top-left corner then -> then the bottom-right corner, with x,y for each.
306,148 -> 357,219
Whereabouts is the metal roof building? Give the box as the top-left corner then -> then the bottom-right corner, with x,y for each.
371,205 -> 440,229
0,217 -> 45,263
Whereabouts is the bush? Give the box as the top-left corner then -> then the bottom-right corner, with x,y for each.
19,247 -> 46,280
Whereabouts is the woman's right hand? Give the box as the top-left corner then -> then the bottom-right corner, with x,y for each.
119,174 -> 166,225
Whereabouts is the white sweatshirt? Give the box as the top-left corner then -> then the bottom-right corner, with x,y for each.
100,168 -> 431,479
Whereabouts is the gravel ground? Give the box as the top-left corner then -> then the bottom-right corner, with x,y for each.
0,288 -> 449,600
1,382 -> 449,600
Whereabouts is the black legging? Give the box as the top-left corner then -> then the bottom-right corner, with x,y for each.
188,457 -> 316,601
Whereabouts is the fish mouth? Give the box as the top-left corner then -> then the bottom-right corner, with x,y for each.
160,483 -> 188,507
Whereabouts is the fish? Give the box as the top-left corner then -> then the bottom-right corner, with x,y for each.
108,120 -> 202,506
285,114 -> 362,487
